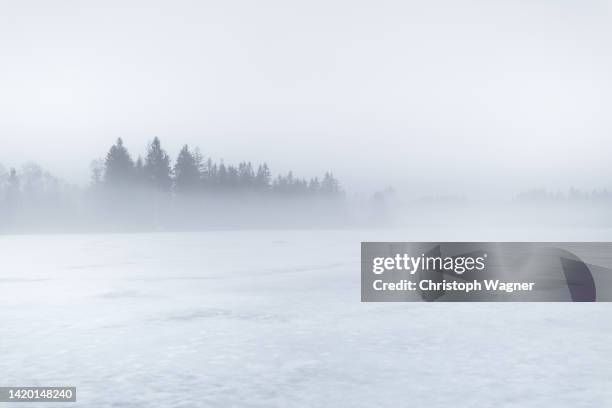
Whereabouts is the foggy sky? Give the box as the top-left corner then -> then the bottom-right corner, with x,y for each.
1,0 -> 610,196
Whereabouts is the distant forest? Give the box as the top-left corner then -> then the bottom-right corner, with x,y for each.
0,137 -> 347,231
89,137 -> 343,197
2,138 -> 611,232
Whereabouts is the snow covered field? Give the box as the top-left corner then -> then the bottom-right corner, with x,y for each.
1,228 -> 612,407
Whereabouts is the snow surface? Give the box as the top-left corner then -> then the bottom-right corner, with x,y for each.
1,228 -> 612,407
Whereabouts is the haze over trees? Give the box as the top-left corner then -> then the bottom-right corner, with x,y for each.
97,137 -> 342,197
0,137 -> 345,232
5,137 -> 610,233
0,138 -> 612,232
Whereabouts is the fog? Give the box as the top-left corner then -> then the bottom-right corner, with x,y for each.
2,156 -> 612,233
3,4 -> 612,407
1,0 -> 611,196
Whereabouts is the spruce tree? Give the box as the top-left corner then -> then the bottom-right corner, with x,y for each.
90,159 -> 104,187
255,163 -> 271,190
7,168 -> 20,196
193,147 -> 205,181
227,165 -> 239,188
144,137 -> 172,191
104,138 -> 134,187
134,156 -> 145,186
321,172 -> 341,196
174,145 -> 201,194
308,177 -> 320,194
217,162 -> 227,189
238,162 -> 255,188
202,158 -> 216,189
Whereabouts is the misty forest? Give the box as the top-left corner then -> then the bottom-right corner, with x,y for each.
2,137 -> 612,232
0,137 -> 347,231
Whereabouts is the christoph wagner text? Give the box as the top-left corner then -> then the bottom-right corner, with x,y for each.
372,254 -> 487,275
373,280 -> 535,293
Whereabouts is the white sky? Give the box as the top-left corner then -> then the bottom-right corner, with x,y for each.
0,0 -> 610,196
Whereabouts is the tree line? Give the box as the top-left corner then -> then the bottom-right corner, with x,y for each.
90,137 -> 342,197
0,162 -> 65,206
516,188 -> 612,202
0,138 -> 347,231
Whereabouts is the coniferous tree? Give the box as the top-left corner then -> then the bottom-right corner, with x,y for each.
90,159 -> 104,187
7,168 -> 20,197
227,165 -> 239,188
193,147 -> 205,181
2,167 -> 21,211
217,162 -> 227,189
308,177 -> 320,194
0,165 -> 6,196
272,173 -> 288,193
238,162 -> 255,188
174,145 -> 200,194
321,172 -> 341,196
295,178 -> 308,194
134,156 -> 146,186
144,137 -> 172,191
255,163 -> 271,190
94,137 -> 344,200
21,163 -> 60,202
202,158 -> 216,190
104,138 -> 134,187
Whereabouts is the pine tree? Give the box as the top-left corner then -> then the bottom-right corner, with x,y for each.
134,156 -> 145,186
193,147 -> 205,178
202,158 -> 216,189
90,159 -> 104,187
217,162 -> 227,189
255,163 -> 271,190
144,137 -> 172,191
174,145 -> 201,194
308,177 -> 320,194
321,172 -> 341,196
227,165 -> 239,188
272,173 -> 292,194
238,162 -> 255,188
296,178 -> 308,194
7,168 -> 20,197
104,138 -> 134,187
2,167 -> 21,209
272,174 -> 284,193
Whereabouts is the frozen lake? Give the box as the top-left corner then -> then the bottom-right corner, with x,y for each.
1,228 -> 612,407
